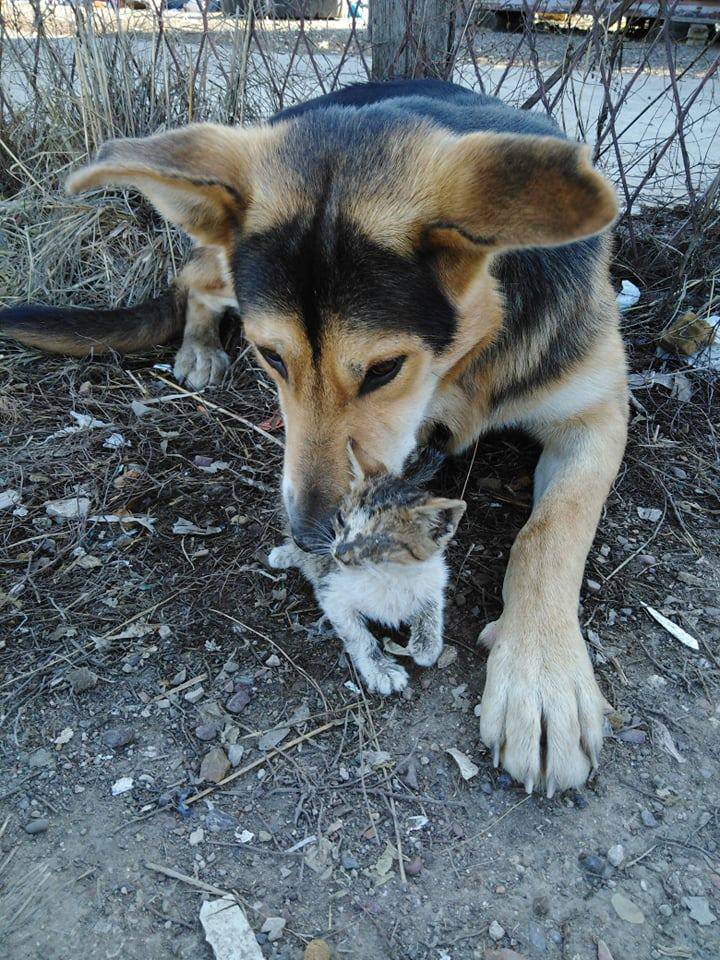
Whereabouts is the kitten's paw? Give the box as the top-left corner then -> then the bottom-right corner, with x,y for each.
359,656 -> 409,696
268,544 -> 296,569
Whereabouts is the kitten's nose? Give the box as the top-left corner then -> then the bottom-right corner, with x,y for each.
334,542 -> 351,562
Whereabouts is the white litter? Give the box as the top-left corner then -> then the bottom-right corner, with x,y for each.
199,896 -> 263,960
47,410 -> 111,440
636,506 -> 662,522
89,513 -> 156,532
0,490 -> 20,511
103,432 -> 130,450
45,496 -> 91,520
616,280 -> 641,312
446,747 -> 479,781
642,603 -> 700,651
111,777 -> 134,796
687,316 -> 720,371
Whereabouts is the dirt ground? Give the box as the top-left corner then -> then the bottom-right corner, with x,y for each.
1,261 -> 719,960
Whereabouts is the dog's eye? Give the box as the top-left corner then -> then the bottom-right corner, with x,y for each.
259,347 -> 287,379
360,356 -> 406,396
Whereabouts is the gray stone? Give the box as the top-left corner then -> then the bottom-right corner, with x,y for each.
527,924 -> 547,953
641,809 -> 658,828
28,748 -> 55,767
341,852 -> 360,870
607,844 -> 625,867
228,744 -> 245,767
205,809 -> 237,833
195,724 -> 217,742
658,904 -> 673,918
24,818 -> 49,835
488,920 -> 505,941
102,727 -> 135,750
225,690 -> 251,714
68,667 -> 97,694
200,747 -> 230,784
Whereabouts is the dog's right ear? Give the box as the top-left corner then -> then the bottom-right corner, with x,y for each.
66,124 -> 279,247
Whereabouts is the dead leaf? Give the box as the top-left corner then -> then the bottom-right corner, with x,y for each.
437,645 -> 458,668
89,512 -> 156,533
597,940 -> 615,960
373,841 -> 396,879
54,727 -> 74,748
661,311 -> 714,356
653,719 -> 686,764
636,507 -> 662,522
611,892 -> 645,924
446,747 -> 479,780
383,640 -> 412,658
172,517 -> 222,536
257,726 -> 290,751
642,604 -> 700,651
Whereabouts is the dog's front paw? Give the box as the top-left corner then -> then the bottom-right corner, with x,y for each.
357,654 -> 408,696
479,617 -> 609,797
174,341 -> 230,390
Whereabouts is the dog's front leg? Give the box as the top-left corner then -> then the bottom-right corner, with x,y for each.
173,247 -> 238,390
479,396 -> 627,796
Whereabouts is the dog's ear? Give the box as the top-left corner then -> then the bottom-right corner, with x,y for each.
430,132 -> 617,251
413,497 -> 466,547
66,124 -> 276,247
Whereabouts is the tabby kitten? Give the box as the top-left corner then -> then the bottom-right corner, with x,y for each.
269,452 -> 465,695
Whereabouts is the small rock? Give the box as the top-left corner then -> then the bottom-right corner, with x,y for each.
223,660 -> 239,674
527,924 -> 546,953
205,809 -> 237,833
200,748 -> 230,784
586,579 -> 602,593
607,844 -> 625,867
640,809 -> 658,828
195,724 -> 217,742
611,892 -> 645,924
341,852 -> 360,870
532,895 -> 550,917
265,654 -> 281,667
184,685 -> 205,704
189,828 -> 204,846
226,690 -> 251,714
23,818 -> 49,835
258,830 -> 272,843
111,777 -> 134,796
68,667 -> 97,694
228,744 -> 245,767
658,904 -> 672,918
404,856 -> 423,877
437,645 -> 458,669
102,727 -> 135,750
579,853 -> 606,876
28,748 -> 55,767
683,896 -> 716,926
488,920 -> 505,941
258,726 -> 290,751
261,916 -> 286,942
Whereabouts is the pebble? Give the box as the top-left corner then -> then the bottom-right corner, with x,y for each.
189,828 -> 204,846
533,895 -> 550,917
488,920 -> 505,941
184,685 -> 205,704
586,579 -> 602,593
341,852 -> 360,870
611,892 -> 645,924
607,844 -> 625,867
228,744 -> 245,767
641,809 -> 659,828
205,809 -> 237,833
304,940 -> 332,960
437,645 -> 458,669
579,853 -> 606,876
527,925 -> 547,953
102,727 -> 135,750
404,857 -> 423,877
23,818 -> 49,835
265,654 -> 281,667
223,660 -> 239,674
659,904 -> 672,917
225,690 -> 251,714
28,748 -> 55,767
68,667 -> 98,694
261,916 -> 286,942
111,777 -> 134,796
195,724 -> 217,742
200,747 -> 230,784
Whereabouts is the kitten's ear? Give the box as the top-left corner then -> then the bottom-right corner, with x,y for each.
415,498 -> 467,547
347,441 -> 365,483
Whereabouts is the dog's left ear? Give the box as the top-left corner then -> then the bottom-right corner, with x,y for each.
414,498 -> 466,547
66,124 -> 279,248
430,131 -> 617,251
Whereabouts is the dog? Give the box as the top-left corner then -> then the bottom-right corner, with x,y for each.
0,79 -> 628,796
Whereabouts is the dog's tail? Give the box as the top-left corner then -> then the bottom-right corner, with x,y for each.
0,288 -> 186,357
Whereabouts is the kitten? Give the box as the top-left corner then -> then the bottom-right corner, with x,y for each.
269,451 -> 465,695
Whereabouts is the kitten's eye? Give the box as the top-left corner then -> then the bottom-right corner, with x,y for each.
259,347 -> 287,380
359,356 -> 406,396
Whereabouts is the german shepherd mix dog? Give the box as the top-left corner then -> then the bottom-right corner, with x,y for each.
0,80 -> 628,797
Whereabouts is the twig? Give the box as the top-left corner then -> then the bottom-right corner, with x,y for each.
210,607 -> 328,710
150,373 -> 284,448
152,672 -> 207,703
186,718 -> 344,804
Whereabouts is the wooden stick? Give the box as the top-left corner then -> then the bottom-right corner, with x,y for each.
152,673 -> 206,702
150,373 -> 284,449
186,718 -> 343,805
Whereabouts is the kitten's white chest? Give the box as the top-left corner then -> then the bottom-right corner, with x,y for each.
322,555 -> 446,627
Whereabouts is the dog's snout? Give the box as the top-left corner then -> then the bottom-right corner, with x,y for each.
288,484 -> 337,554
